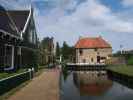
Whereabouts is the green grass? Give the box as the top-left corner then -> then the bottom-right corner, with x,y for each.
0,81 -> 30,100
38,65 -> 47,70
107,65 -> 133,76
0,69 -> 27,80
0,67 -> 45,100
127,56 -> 133,65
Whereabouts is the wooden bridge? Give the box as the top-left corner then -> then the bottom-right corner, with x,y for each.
66,63 -> 107,71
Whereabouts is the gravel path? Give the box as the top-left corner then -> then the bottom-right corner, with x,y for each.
7,69 -> 60,100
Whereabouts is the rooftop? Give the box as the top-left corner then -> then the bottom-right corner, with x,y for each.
0,5 -> 30,37
75,36 -> 111,49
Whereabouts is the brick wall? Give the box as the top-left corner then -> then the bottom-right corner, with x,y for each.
76,48 -> 112,64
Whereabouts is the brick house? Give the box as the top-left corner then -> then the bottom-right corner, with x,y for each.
75,36 -> 112,64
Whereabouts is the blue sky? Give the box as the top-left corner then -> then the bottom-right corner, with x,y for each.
1,0 -> 133,52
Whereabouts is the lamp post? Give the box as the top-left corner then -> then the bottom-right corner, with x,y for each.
120,44 -> 123,55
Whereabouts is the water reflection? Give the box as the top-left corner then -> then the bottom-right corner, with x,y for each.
73,71 -> 113,96
61,69 -> 133,100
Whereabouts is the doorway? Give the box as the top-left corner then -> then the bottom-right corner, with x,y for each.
97,56 -> 100,63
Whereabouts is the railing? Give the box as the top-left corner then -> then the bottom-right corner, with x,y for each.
66,63 -> 107,71
0,55 -> 12,71
0,69 -> 34,95
66,63 -> 106,66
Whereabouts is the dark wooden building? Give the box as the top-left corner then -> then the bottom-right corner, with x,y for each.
0,5 -> 38,71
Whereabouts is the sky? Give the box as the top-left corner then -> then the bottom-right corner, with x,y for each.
1,0 -> 133,52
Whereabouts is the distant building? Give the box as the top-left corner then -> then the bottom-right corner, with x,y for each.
75,36 -> 112,64
0,5 -> 38,71
40,37 -> 54,65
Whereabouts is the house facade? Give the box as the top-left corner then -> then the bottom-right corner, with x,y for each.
75,36 -> 112,64
39,37 -> 54,65
0,5 -> 38,71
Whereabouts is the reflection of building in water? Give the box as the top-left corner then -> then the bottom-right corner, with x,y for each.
73,71 -> 112,96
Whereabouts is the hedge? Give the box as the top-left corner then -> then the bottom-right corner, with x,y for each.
0,70 -> 34,95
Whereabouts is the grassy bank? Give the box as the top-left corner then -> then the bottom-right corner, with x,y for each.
0,69 -> 27,80
0,67 -> 45,100
107,65 -> 133,77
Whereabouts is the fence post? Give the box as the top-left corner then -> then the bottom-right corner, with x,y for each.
31,67 -> 34,78
28,68 -> 32,79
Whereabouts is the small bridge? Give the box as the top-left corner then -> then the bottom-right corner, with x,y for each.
66,63 -> 107,71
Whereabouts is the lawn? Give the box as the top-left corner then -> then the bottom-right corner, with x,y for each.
107,65 -> 133,77
0,69 -> 27,80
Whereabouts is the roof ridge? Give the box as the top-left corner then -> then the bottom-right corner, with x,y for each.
79,36 -> 101,40
7,7 -> 30,11
75,36 -> 111,48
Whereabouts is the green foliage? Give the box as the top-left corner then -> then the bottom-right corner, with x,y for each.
61,41 -> 75,62
56,42 -> 60,59
107,65 -> 133,76
0,69 -> 27,79
38,37 -> 54,65
113,51 -> 133,65
21,48 -> 39,72
31,50 -> 39,71
0,70 -> 31,95
62,41 -> 69,60
127,56 -> 133,65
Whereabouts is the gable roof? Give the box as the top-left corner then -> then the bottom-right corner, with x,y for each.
75,37 -> 111,49
0,5 -> 31,38
0,10 -> 19,37
8,10 -> 30,32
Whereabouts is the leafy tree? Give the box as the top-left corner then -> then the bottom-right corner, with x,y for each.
62,41 -> 69,60
56,42 -> 60,59
61,41 -> 75,62
39,37 -> 54,65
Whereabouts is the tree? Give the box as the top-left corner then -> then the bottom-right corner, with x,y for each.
56,42 -> 60,59
61,41 -> 75,62
39,37 -> 54,65
62,41 -> 69,60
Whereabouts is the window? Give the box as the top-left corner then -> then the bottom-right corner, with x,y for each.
101,57 -> 106,60
0,45 -> 4,66
95,48 -> 97,51
91,58 -> 93,62
79,49 -> 83,55
97,56 -> 100,63
83,59 -> 86,63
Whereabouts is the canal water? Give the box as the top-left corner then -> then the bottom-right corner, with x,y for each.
60,70 -> 133,100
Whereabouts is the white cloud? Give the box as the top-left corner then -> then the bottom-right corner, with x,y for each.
1,0 -> 133,51
121,0 -> 133,6
0,0 -> 31,10
33,0 -> 133,51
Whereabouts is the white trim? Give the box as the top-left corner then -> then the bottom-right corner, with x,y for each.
66,63 -> 106,66
0,70 -> 30,82
4,45 -> 15,70
19,46 -> 37,51
5,44 -> 13,47
6,11 -> 19,34
0,29 -> 21,40
21,8 -> 32,38
11,46 -> 14,69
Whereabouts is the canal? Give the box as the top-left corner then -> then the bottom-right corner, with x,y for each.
60,70 -> 133,100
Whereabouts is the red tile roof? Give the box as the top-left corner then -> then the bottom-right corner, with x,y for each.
75,37 -> 111,49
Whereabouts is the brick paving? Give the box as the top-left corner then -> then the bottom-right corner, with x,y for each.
7,69 -> 60,100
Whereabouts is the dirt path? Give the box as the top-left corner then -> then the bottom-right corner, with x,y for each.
7,69 -> 60,100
